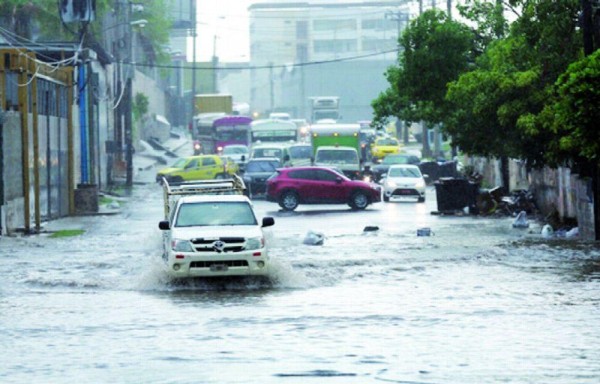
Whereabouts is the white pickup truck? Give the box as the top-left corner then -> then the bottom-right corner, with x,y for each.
158,176 -> 275,278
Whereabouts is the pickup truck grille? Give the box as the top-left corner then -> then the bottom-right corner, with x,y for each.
190,237 -> 246,253
190,260 -> 249,268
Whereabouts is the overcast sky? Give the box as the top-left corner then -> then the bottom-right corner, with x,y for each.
193,0 -> 252,62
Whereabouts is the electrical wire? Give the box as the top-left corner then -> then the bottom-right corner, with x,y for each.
127,48 -> 399,71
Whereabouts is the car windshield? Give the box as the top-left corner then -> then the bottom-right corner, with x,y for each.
389,167 -> 421,178
382,155 -> 409,165
175,202 -> 257,227
289,146 -> 312,159
253,148 -> 282,158
246,161 -> 279,173
171,158 -> 187,168
223,146 -> 248,155
316,150 -> 358,164
378,138 -> 399,146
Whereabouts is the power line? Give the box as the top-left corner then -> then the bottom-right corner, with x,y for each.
127,48 -> 398,71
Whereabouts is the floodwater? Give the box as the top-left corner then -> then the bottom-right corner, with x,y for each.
1,182 -> 599,383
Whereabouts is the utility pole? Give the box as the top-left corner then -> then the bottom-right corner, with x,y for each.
125,0 -> 133,186
269,62 -> 274,113
212,34 -> 218,93
581,0 -> 600,240
190,0 -> 197,134
385,9 -> 410,144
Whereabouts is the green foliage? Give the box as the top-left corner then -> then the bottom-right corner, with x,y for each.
132,92 -> 149,123
372,10 -> 475,127
537,50 -> 600,167
445,0 -> 583,169
0,0 -> 171,67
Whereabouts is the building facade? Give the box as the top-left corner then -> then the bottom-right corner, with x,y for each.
248,0 -> 411,122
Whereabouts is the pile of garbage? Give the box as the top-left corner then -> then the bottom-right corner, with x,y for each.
476,187 -> 537,217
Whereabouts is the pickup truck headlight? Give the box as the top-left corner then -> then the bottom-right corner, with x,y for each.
171,239 -> 194,252
245,236 -> 264,250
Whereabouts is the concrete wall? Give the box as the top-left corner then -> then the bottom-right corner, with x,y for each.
466,155 -> 595,239
133,70 -> 167,150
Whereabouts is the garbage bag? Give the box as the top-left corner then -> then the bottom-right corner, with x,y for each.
541,224 -> 554,238
512,211 -> 529,228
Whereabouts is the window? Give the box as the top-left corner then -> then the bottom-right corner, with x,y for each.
316,169 -> 340,182
288,169 -> 316,180
296,21 -> 308,39
185,159 -> 199,169
313,19 -> 356,31
176,202 -> 257,227
202,157 -> 216,166
314,39 -> 357,54
289,146 -> 312,160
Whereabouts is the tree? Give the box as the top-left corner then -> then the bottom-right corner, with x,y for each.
0,0 -> 171,66
372,10 -> 474,155
534,50 -> 600,169
445,0 -> 582,169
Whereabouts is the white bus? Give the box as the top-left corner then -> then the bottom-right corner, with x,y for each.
250,119 -> 298,145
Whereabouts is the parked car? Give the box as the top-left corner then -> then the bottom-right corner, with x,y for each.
242,157 -> 281,197
370,137 -> 401,162
266,166 -> 381,211
156,155 -> 239,183
370,153 -> 421,182
222,144 -> 249,169
381,164 -> 426,202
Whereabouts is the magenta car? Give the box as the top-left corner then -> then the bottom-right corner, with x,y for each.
266,166 -> 382,211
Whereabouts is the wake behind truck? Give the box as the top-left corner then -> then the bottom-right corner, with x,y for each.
310,123 -> 363,179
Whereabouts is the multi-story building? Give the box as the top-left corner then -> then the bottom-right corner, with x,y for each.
248,0 -> 411,122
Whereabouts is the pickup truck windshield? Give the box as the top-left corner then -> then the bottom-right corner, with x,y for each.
175,202 -> 258,227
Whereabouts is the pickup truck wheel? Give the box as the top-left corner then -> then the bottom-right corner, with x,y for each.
350,191 -> 369,210
169,176 -> 183,184
279,190 -> 299,211
215,173 -> 229,179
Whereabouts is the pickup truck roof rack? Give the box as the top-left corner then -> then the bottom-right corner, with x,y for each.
162,175 -> 247,218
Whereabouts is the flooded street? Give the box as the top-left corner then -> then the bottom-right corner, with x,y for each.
1,182 -> 599,383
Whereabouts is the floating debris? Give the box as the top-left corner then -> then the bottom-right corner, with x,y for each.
417,227 -> 433,236
541,224 -> 554,238
512,211 -> 529,228
363,226 -> 379,232
303,230 -> 325,245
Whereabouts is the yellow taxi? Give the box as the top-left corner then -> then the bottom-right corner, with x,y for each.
370,137 -> 401,162
156,154 -> 239,183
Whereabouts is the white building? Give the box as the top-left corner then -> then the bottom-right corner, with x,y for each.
248,0 -> 411,122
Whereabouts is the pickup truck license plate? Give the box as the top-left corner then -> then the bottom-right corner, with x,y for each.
210,264 -> 228,272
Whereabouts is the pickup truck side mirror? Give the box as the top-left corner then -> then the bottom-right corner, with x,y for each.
262,217 -> 275,227
158,220 -> 170,230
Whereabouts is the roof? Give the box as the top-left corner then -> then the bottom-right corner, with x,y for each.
315,145 -> 358,151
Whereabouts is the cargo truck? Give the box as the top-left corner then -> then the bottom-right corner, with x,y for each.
310,123 -> 362,179
309,96 -> 340,123
195,94 -> 233,114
